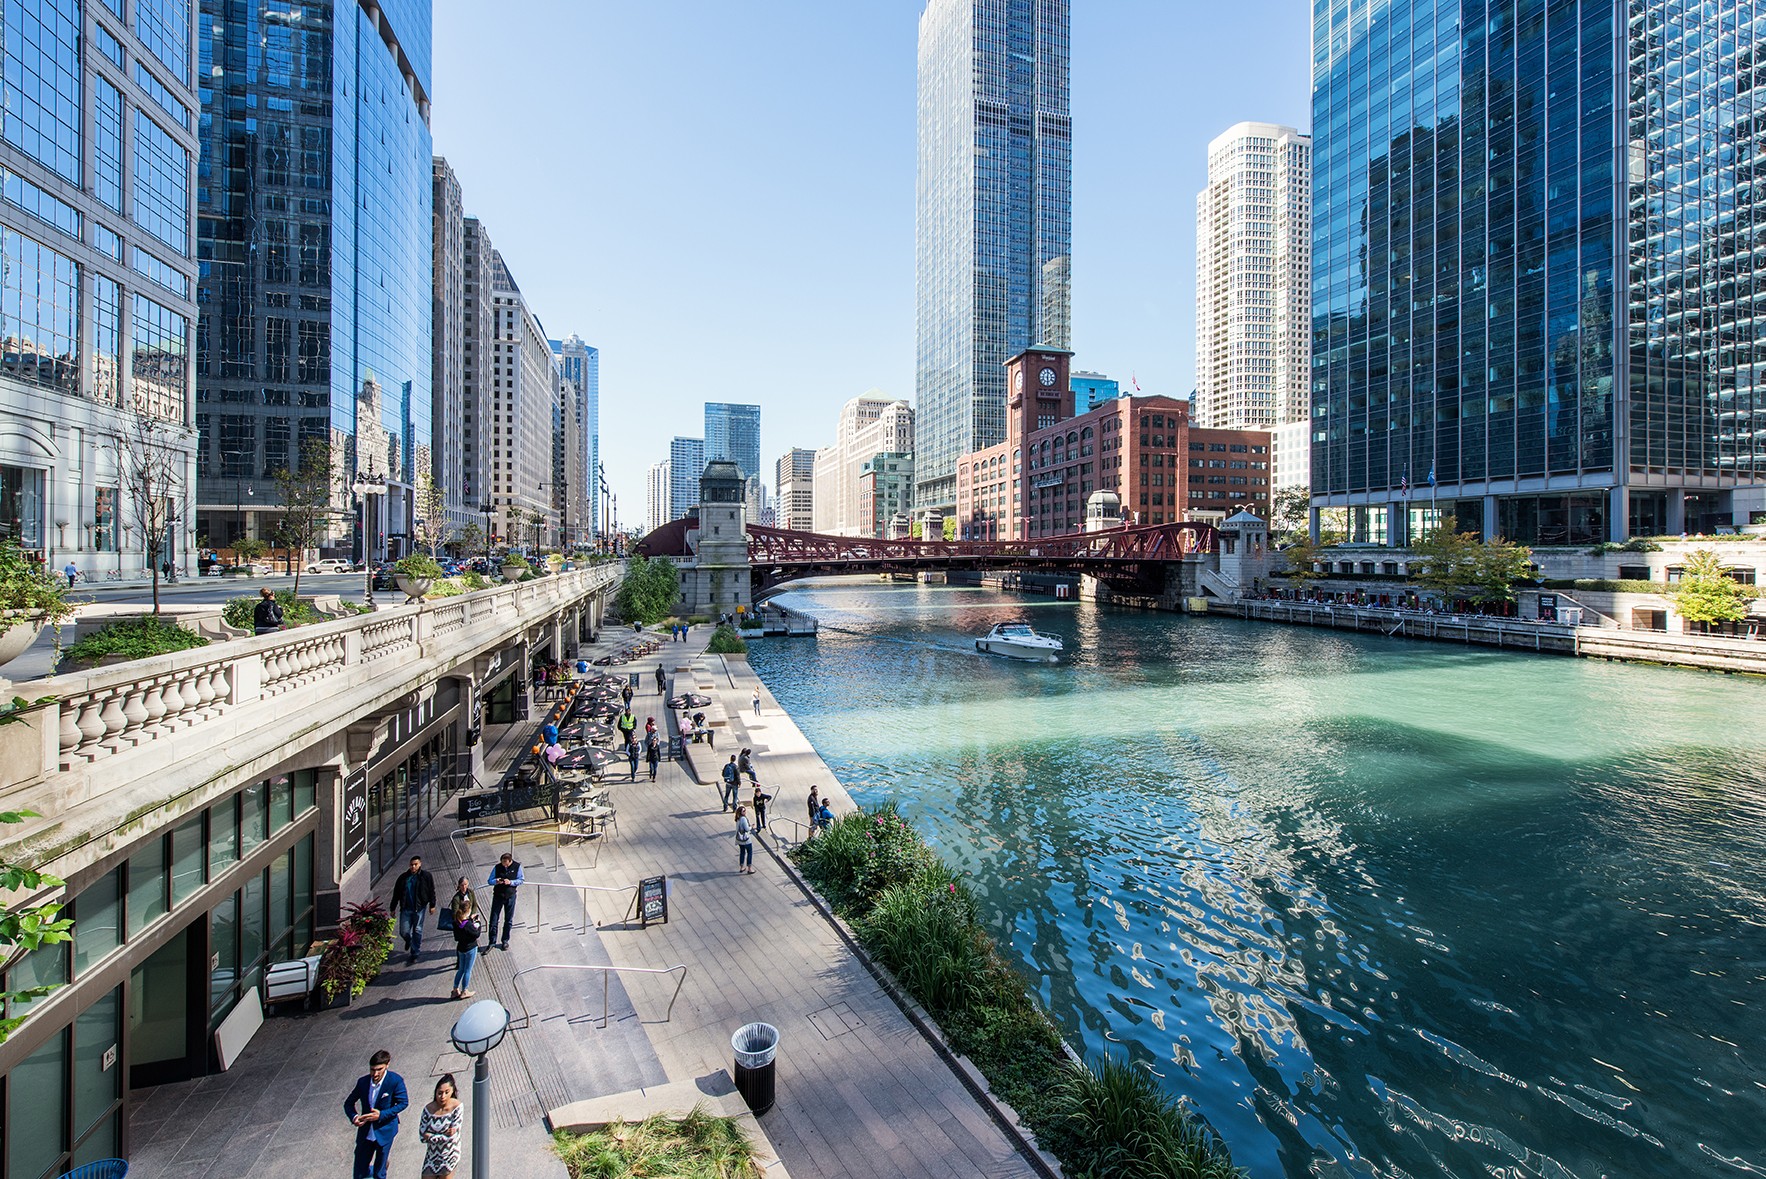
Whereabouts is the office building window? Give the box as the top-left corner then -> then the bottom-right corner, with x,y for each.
134,0 -> 191,84
131,110 -> 189,255
1,227 -> 81,394
93,76 -> 125,211
131,293 -> 188,420
1,0 -> 82,182
92,273 -> 123,406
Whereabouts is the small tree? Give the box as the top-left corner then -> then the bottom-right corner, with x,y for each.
1670,549 -> 1750,631
1269,486 -> 1311,545
1467,537 -> 1534,609
271,437 -> 338,597
1277,533 -> 1329,589
0,805 -> 75,1043
118,414 -> 188,615
458,521 -> 485,559
414,472 -> 448,557
1408,518 -> 1481,603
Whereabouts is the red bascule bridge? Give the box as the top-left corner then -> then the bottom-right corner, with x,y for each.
638,519 -> 1221,602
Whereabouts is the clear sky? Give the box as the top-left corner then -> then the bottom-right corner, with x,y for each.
431,1 -> 1312,524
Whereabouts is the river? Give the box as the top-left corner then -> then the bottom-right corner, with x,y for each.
745,579 -> 1766,1179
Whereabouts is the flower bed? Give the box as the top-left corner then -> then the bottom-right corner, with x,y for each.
791,804 -> 1242,1179
61,615 -> 209,665
317,897 -> 394,1003
552,1107 -> 759,1179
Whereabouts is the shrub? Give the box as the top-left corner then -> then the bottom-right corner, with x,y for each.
423,578 -> 465,599
393,553 -> 445,579
552,1106 -> 759,1179
498,553 -> 533,573
1058,1055 -> 1242,1179
614,555 -> 679,624
317,896 -> 393,1002
705,623 -> 747,654
222,590 -> 318,630
460,571 -> 490,590
62,615 -> 208,665
0,538 -> 74,634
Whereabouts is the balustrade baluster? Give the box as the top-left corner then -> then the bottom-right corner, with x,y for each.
97,689 -> 128,752
119,685 -> 151,746
60,700 -> 86,767
142,677 -> 169,731
193,666 -> 218,717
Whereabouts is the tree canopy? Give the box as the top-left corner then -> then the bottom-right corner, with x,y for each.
614,556 -> 679,625
1669,549 -> 1751,627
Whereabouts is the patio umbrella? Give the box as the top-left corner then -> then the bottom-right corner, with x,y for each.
559,721 -> 617,744
669,693 -> 712,710
558,746 -> 619,771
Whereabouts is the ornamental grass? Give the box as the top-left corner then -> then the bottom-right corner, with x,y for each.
792,804 -> 1242,1179
552,1106 -> 759,1179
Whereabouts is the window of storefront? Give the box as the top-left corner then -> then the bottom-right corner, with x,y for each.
208,832 -> 316,1029
92,488 -> 118,552
367,730 -> 463,879
2,984 -> 123,1179
0,465 -> 46,552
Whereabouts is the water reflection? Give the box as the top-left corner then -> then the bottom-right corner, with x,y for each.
748,580 -> 1766,1178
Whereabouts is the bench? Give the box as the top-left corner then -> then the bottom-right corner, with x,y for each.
264,955 -> 322,1010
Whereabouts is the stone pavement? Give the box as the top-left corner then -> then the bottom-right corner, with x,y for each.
126,622 -> 1043,1179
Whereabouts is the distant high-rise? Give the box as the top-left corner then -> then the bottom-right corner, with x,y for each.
705,403 -> 761,481
1312,0 -> 1766,543
488,255 -> 558,549
914,0 -> 1072,516
1195,122 -> 1310,430
461,217 -> 497,536
668,437 -> 704,520
812,395 -> 914,536
196,0 -> 434,561
645,460 -> 672,536
552,335 -> 599,544
432,158 -> 468,537
775,448 -> 817,531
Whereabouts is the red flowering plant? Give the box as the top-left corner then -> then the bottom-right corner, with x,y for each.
317,896 -> 396,1002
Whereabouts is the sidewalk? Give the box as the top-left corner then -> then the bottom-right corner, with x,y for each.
126,624 -> 1042,1179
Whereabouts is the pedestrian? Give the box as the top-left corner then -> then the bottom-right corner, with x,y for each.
252,586 -> 284,635
621,682 -> 634,708
806,785 -> 821,838
816,798 -> 834,833
449,888 -> 481,999
626,739 -> 640,780
485,852 -> 523,950
737,747 -> 757,785
752,687 -> 762,716
654,664 -> 666,693
419,1074 -> 463,1179
62,559 -> 76,588
344,1049 -> 409,1179
752,782 -> 771,830
388,855 -> 436,965
645,733 -> 661,781
721,755 -> 741,812
616,707 -> 636,747
735,803 -> 754,874
644,716 -> 657,744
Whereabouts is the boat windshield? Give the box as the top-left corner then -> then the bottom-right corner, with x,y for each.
996,624 -> 1034,637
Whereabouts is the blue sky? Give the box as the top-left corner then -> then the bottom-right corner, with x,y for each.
431,1 -> 1312,520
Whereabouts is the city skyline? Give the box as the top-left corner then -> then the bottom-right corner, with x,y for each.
431,0 -> 1311,525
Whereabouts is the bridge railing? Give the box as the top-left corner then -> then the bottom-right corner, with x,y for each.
0,564 -> 622,872
746,521 -> 1216,564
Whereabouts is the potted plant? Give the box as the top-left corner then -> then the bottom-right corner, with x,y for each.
393,553 -> 444,602
0,539 -> 75,668
499,553 -> 531,583
316,897 -> 393,1007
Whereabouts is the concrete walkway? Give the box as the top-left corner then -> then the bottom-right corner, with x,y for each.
127,623 -> 1042,1179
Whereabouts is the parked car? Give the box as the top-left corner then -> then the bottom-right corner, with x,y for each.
370,565 -> 397,592
306,558 -> 354,574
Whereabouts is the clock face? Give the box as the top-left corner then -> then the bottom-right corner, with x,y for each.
1014,369 -> 1024,391
1039,367 -> 1057,388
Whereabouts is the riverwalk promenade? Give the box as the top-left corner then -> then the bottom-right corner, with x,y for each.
125,625 -> 1041,1179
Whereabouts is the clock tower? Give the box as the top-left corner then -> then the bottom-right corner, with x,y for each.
1000,346 -> 1073,539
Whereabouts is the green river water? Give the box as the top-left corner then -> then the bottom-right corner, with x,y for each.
744,579 -> 1766,1179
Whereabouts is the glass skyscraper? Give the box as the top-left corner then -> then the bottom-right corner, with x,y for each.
195,0 -> 433,557
668,435 -> 704,521
1311,0 -> 1766,545
704,401 -> 761,481
913,0 -> 1071,515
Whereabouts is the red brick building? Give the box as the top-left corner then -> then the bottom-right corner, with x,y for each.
953,348 -> 1271,540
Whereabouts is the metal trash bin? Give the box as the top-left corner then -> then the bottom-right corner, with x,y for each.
731,1021 -> 779,1115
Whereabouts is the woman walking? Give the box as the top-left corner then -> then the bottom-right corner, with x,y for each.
449,882 -> 482,1000
645,733 -> 662,781
420,1074 -> 464,1178
735,804 -> 754,874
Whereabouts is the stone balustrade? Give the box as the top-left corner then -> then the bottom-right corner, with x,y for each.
0,564 -> 621,877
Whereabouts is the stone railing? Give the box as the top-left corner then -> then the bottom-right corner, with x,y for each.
3,564 -> 622,790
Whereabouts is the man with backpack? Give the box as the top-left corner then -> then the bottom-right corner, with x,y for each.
253,586 -> 284,635
721,755 -> 741,813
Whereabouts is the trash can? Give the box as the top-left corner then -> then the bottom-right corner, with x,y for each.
731,1021 -> 779,1115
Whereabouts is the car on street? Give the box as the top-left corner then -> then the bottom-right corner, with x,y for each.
306,558 -> 355,574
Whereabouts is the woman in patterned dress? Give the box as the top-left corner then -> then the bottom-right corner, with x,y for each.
420,1073 -> 463,1178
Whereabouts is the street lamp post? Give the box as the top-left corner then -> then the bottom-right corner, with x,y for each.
479,500 -> 494,558
449,999 -> 511,1179
354,465 -> 387,608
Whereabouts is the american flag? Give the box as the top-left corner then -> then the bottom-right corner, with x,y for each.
1400,470 -> 1409,495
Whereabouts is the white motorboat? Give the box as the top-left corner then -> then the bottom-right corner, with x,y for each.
975,622 -> 1064,662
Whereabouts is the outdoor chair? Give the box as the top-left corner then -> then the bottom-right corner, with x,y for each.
55,1162 -> 128,1179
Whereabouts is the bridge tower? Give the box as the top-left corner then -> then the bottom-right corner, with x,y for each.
682,459 -> 752,618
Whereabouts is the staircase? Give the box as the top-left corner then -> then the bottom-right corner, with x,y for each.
1199,566 -> 1241,601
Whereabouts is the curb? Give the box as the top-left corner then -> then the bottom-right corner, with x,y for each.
759,832 -> 1066,1179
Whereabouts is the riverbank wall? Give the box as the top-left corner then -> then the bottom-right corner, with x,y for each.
1232,599 -> 1766,674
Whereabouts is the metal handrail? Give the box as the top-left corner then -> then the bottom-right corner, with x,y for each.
510,962 -> 689,1030
448,824 -> 560,872
767,815 -> 810,848
527,879 -> 635,933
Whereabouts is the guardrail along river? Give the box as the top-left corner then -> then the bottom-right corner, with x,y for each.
746,580 -> 1766,1179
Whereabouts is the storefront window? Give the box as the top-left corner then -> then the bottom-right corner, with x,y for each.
239,871 -> 265,997
7,1028 -> 68,1179
5,939 -> 67,1022
209,892 -> 238,1026
269,774 -> 293,834
293,770 -> 315,816
1,464 -> 46,550
209,794 -> 238,875
240,778 -> 267,856
171,811 -> 205,905
73,867 -> 122,976
128,834 -> 169,936
72,988 -> 122,1160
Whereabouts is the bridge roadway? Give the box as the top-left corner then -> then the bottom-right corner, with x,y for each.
0,563 -> 619,909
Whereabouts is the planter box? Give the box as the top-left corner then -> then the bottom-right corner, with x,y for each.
394,574 -> 433,602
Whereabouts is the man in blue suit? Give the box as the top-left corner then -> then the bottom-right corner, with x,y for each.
343,1048 -> 408,1179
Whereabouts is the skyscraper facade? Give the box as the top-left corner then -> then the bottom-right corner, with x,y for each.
0,0 -> 201,581
645,459 -> 671,535
461,216 -> 496,537
775,447 -> 817,531
914,0 -> 1072,516
1311,0 -> 1766,545
704,402 -> 761,481
552,335 -> 599,541
668,436 -> 704,520
432,157 -> 467,536
195,0 -> 434,560
488,253 -> 557,549
1195,122 -> 1311,430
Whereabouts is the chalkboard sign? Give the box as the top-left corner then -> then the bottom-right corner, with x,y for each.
639,875 -> 668,927
457,785 -> 542,824
667,735 -> 683,760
